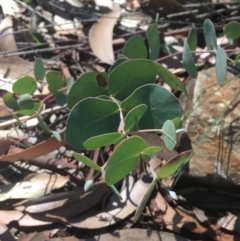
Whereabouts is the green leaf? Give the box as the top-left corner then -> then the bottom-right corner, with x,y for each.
66,77 -> 75,94
156,63 -> 187,94
46,71 -> 64,94
108,59 -> 157,101
234,55 -> 240,69
84,179 -> 94,192
8,109 -> 26,128
84,132 -> 125,150
36,112 -> 52,134
17,94 -> 34,109
224,21 -> 240,40
203,19 -> 217,50
183,38 -> 198,79
122,35 -> 148,59
34,58 -> 45,81
109,184 -> 122,200
142,146 -> 161,155
121,84 -> 183,130
215,46 -> 227,86
36,113 -> 61,141
124,104 -> 147,132
172,118 -> 182,130
162,120 -> 176,150
68,72 -> 109,109
51,130 -> 61,142
187,23 -> 197,51
134,179 -> 156,222
66,97 -> 120,149
12,76 -> 37,94
17,101 -> 41,116
73,153 -> 101,171
157,151 -> 192,179
3,93 -> 18,110
108,57 -> 127,73
146,23 -> 160,60
105,136 -> 146,185
55,91 -> 67,106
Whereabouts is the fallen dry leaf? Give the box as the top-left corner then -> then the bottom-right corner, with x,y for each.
0,173 -> 69,201
68,175 -> 139,228
85,228 -> 190,241
0,131 -> 65,162
0,16 -> 17,52
89,3 -> 121,65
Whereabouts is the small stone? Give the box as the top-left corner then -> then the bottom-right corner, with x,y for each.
50,114 -> 57,124
28,137 -> 38,145
65,150 -> 74,158
59,146 -> 66,154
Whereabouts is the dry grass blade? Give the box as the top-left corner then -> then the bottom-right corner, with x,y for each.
89,3 -> 122,65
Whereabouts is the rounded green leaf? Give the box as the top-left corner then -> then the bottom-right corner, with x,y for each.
46,71 -> 64,94
17,101 -> 41,116
17,94 -> 34,109
215,46 -> 226,86
142,146 -> 161,155
34,58 -> 45,81
224,21 -> 240,40
66,97 -> 120,149
146,23 -> 160,60
187,23 -> 197,51
172,118 -> 181,130
3,93 -> 18,110
156,63 -> 187,95
203,19 -> 217,50
12,76 -> 37,94
55,91 -> 67,106
134,179 -> 156,222
121,84 -> 183,130
108,57 -> 127,73
162,120 -> 176,150
108,59 -> 157,101
68,72 -> 109,109
122,35 -> 148,59
157,151 -> 192,179
124,104 -> 147,133
105,136 -> 146,185
84,132 -> 125,150
183,38 -> 198,79
73,153 -> 101,171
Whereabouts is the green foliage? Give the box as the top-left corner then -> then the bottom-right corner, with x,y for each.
34,59 -> 45,81
162,120 -> 177,150
13,76 -> 37,94
108,59 -> 157,100
224,21 -> 240,40
46,71 -> 64,94
4,18 -> 235,223
215,47 -> 227,86
146,23 -> 160,60
105,136 -> 146,185
203,19 -> 217,50
183,38 -> 198,78
66,98 -> 120,149
122,35 -> 148,59
187,23 -> 197,51
157,151 -> 191,179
